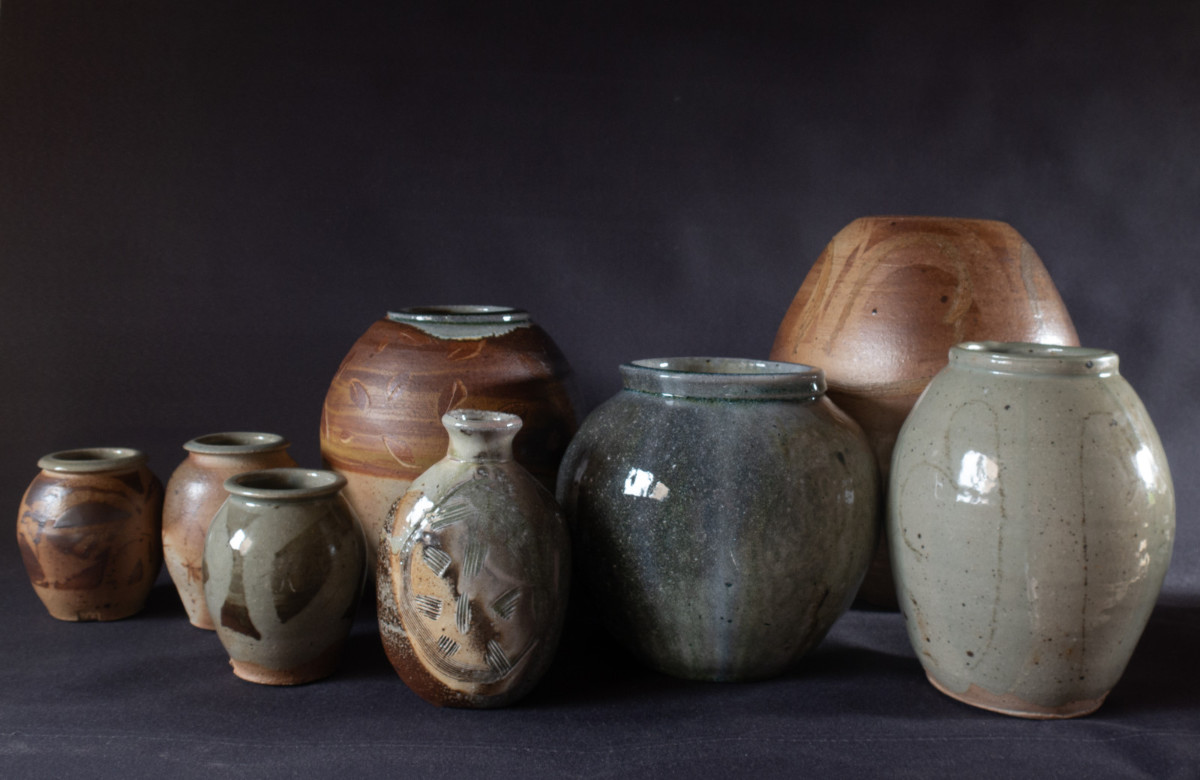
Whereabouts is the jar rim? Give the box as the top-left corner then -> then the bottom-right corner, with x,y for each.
951,341 -> 1118,376
443,408 -> 523,433
184,432 -> 290,455
620,357 -> 826,400
224,468 -> 347,500
38,447 -> 147,473
387,306 -> 530,325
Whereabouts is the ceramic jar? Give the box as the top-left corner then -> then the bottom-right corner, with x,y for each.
379,410 -> 569,708
770,216 -> 1080,607
320,306 -> 579,569
889,342 -> 1174,718
163,432 -> 296,629
16,448 -> 163,621
203,468 -> 366,685
557,358 -> 878,682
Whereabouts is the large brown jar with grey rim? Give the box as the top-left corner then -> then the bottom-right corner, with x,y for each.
320,306 -> 578,570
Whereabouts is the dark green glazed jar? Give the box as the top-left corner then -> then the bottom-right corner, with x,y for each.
557,357 -> 878,681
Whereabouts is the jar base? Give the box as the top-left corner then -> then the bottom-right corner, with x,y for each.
228,642 -> 344,686
925,671 -> 1107,719
36,590 -> 147,622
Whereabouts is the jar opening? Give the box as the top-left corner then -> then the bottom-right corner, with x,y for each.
387,306 -> 530,324
952,341 -> 1118,376
185,432 -> 290,455
621,357 -> 826,401
38,447 -> 146,473
444,409 -> 523,432
225,468 -> 346,500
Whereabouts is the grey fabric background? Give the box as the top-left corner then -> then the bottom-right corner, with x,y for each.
1,2 -> 1197,776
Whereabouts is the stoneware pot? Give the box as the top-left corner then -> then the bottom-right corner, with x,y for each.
163,432 -> 296,629
379,409 -> 569,708
889,342 -> 1174,718
557,357 -> 878,682
320,306 -> 579,570
770,216 -> 1080,608
203,468 -> 366,685
17,447 -> 163,621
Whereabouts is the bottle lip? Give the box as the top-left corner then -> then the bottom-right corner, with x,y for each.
386,306 -> 530,325
223,468 -> 347,500
184,432 -> 290,456
951,341 -> 1119,376
38,447 -> 147,474
443,408 -> 523,434
620,357 -> 826,400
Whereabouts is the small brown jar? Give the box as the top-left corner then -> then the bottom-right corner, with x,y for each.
163,432 -> 295,629
17,447 -> 164,621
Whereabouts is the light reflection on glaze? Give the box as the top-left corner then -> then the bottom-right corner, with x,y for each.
955,450 -> 998,505
623,468 -> 670,501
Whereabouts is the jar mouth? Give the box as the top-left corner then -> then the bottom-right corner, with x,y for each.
443,408 -> 523,433
38,447 -> 147,473
224,468 -> 347,500
952,341 -> 1118,376
387,306 -> 530,325
184,432 -> 290,455
621,357 -> 826,400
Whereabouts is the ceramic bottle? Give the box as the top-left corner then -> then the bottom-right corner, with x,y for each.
557,357 -> 878,681
163,432 -> 296,629
203,468 -> 366,685
378,409 -> 569,708
17,448 -> 163,621
889,342 -> 1174,718
770,216 -> 1080,607
320,306 -> 578,569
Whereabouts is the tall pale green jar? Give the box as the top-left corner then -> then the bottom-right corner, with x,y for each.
889,342 -> 1174,718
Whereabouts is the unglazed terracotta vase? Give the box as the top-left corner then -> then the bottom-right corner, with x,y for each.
320,306 -> 578,570
203,469 -> 366,685
557,358 -> 878,682
379,410 -> 569,708
889,343 -> 1174,718
17,448 -> 163,621
770,216 -> 1080,607
163,432 -> 295,629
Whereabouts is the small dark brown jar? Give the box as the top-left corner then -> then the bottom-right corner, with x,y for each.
17,448 -> 163,621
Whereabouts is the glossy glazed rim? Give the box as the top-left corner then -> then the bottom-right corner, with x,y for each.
442,408 -> 523,434
224,468 -> 347,500
184,432 -> 291,456
951,342 -> 1118,377
38,447 -> 147,474
387,306 -> 530,324
621,357 -> 826,400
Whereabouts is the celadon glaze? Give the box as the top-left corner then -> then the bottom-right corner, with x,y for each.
379,410 -> 569,708
203,469 -> 366,685
889,342 -> 1175,718
557,357 -> 878,682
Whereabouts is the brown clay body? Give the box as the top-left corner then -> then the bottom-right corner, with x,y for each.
769,216 -> 1079,606
163,432 -> 295,629
17,448 -> 163,621
320,307 -> 578,567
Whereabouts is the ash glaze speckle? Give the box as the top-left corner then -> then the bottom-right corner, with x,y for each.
889,342 -> 1174,718
557,357 -> 878,682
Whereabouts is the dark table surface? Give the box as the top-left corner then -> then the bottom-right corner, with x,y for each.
2,2 -> 1198,776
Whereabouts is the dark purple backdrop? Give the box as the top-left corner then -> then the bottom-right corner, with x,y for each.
2,2 -> 1197,776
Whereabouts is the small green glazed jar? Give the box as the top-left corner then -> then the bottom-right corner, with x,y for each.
889,342 -> 1175,718
203,468 -> 366,685
557,357 -> 879,682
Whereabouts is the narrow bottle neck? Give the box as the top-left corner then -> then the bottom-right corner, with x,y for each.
443,410 -> 522,462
